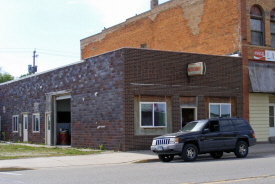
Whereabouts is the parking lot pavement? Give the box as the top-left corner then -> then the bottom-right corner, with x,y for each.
0,143 -> 274,171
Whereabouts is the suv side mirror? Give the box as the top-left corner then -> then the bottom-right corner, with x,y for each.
203,128 -> 210,134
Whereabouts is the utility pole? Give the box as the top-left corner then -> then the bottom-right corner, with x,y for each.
28,49 -> 38,74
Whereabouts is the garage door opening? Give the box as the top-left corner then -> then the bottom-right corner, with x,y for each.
55,96 -> 71,145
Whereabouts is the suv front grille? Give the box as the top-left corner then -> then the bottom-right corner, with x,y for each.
156,138 -> 170,145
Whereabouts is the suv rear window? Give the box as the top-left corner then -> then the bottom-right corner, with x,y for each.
232,119 -> 251,131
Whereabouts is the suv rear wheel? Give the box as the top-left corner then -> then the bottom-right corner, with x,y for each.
158,154 -> 174,162
234,141 -> 248,158
182,144 -> 198,162
210,151 -> 223,159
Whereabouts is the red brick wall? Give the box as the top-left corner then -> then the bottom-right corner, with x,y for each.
81,0 -> 240,60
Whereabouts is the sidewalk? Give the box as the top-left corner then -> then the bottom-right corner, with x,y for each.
0,143 -> 274,170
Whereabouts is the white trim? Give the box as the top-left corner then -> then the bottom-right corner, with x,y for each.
56,94 -> 71,100
140,102 -> 167,128
269,103 -> 275,128
209,103 -> 231,118
32,113 -> 40,133
12,115 -> 19,133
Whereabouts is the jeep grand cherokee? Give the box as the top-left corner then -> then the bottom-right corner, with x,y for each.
151,118 -> 256,162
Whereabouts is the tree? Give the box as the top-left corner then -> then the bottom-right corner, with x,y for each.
0,67 -> 14,83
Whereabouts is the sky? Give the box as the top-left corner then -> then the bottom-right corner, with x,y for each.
0,0 -> 170,78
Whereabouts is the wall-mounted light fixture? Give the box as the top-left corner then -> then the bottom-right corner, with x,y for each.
97,126 -> 105,129
95,92 -> 98,97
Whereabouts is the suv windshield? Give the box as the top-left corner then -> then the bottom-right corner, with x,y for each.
181,120 -> 207,132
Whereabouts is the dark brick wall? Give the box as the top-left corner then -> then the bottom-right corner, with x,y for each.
0,50 -> 125,150
0,48 -> 243,151
122,48 -> 243,150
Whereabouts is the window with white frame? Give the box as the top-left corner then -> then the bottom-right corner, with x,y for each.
270,104 -> 275,128
209,103 -> 231,118
140,102 -> 166,127
12,115 -> 19,132
32,114 -> 40,132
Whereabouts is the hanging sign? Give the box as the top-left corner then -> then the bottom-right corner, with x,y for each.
187,62 -> 206,76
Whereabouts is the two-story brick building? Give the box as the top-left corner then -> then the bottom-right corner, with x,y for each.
81,0 -> 275,142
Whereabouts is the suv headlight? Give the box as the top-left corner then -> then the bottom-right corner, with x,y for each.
169,137 -> 179,144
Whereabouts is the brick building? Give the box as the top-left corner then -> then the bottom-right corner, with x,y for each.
0,48 -> 243,150
81,0 -> 275,142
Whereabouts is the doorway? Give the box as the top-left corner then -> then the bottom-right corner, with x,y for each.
181,108 -> 196,127
45,113 -> 51,145
269,104 -> 275,137
23,114 -> 28,142
55,95 -> 71,145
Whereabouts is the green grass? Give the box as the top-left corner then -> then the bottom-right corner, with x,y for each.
0,144 -> 102,160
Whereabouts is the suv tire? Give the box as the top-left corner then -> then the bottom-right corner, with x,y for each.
210,151 -> 223,159
158,154 -> 174,162
182,144 -> 198,162
234,141 -> 249,158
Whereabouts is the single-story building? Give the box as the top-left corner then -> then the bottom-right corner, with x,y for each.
0,48 -> 244,150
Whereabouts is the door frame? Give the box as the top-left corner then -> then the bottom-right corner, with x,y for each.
269,103 -> 275,137
45,113 -> 51,145
181,107 -> 197,127
23,114 -> 28,143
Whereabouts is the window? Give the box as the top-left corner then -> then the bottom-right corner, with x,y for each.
270,105 -> 275,128
140,102 -> 166,127
250,5 -> 264,46
271,9 -> 275,47
232,120 -> 251,131
32,114 -> 40,132
220,120 -> 234,132
205,121 -> 220,132
209,103 -> 231,118
12,115 -> 19,132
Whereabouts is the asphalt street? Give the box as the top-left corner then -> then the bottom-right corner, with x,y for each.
1,153 -> 275,184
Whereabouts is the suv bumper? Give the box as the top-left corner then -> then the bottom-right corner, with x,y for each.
249,138 -> 257,146
151,143 -> 184,155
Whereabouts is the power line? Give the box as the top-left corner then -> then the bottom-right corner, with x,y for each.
0,48 -> 79,56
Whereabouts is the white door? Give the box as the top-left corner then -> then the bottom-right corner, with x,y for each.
46,114 -> 51,145
23,114 -> 28,142
269,104 -> 275,137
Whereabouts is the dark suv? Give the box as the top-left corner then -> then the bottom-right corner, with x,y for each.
151,118 -> 256,162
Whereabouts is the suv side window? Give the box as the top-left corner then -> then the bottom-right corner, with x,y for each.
220,120 -> 234,132
205,121 -> 220,132
232,119 -> 251,131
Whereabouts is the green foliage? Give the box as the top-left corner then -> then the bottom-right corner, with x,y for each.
1,132 -> 6,141
0,68 -> 14,83
99,144 -> 104,150
19,73 -> 32,78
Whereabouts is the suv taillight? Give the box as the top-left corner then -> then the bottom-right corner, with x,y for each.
252,131 -> 255,138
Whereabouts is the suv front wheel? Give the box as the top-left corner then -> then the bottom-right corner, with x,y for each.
234,141 -> 248,158
182,144 -> 198,162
